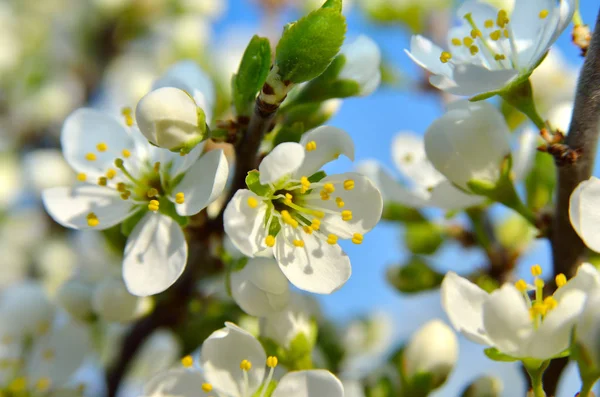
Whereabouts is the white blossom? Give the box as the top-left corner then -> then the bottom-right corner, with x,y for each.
569,176 -> 600,253
338,35 -> 382,96
260,293 -> 317,350
575,290 -> 600,370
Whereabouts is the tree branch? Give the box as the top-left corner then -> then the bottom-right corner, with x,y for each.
551,11 -> 600,279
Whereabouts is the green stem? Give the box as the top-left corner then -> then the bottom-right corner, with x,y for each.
501,78 -> 545,130
579,377 -> 597,397
526,361 -> 549,397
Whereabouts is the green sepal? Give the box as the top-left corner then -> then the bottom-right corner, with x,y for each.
246,170 -> 271,196
268,218 -> 282,237
158,197 -> 189,227
404,222 -> 444,255
321,0 -> 342,11
484,347 -> 518,362
275,4 -> 346,83
387,257 -> 444,294
382,202 -> 426,223
233,35 -> 272,117
259,322 -> 317,370
293,55 -> 361,103
121,208 -> 146,237
308,170 -> 327,183
404,372 -> 435,396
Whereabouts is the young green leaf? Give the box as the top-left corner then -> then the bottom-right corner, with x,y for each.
246,170 -> 271,196
233,35 -> 272,117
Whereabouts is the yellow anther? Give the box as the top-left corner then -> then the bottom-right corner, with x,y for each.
96,142 -> 108,152
327,234 -> 338,245
293,239 -> 305,248
8,377 -> 26,392
181,355 -> 194,368
451,37 -> 462,46
323,183 -> 335,193
35,377 -> 51,391
85,153 -> 97,161
335,197 -> 345,208
463,37 -> 474,47
539,9 -> 549,19
313,211 -> 325,219
494,54 -> 506,61
303,226 -> 313,234
281,210 -> 299,228
106,169 -> 117,179
440,51 -> 452,63
265,235 -> 276,247
284,193 -> 293,205
344,179 -> 355,190
267,356 -> 278,368
531,302 -> 547,317
247,196 -> 259,208
503,28 -> 509,38
300,176 -> 310,186
148,200 -> 160,212
351,233 -> 364,245
320,190 -> 330,201
154,162 -> 161,172
305,141 -> 317,152
469,45 -> 479,55
175,192 -> 185,204
114,158 -> 124,168
147,188 -> 159,198
489,30 -> 502,41
116,182 -> 127,192
341,210 -> 353,221
470,29 -> 482,38
122,149 -> 131,158
87,213 -> 99,227
484,19 -> 494,28
535,278 -> 545,289
240,359 -> 252,371
531,264 -> 542,277
121,107 -> 134,126
77,173 -> 87,182
202,383 -> 213,392
496,9 -> 509,28
98,177 -> 108,186
121,191 -> 131,200
544,296 -> 558,311
515,279 -> 528,292
42,349 -> 54,360
311,218 -> 321,230
555,273 -> 567,288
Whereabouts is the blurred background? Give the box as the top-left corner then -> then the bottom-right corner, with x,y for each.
0,0 -> 597,395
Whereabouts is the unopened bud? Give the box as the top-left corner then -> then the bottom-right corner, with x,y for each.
92,279 -> 141,323
461,375 -> 503,397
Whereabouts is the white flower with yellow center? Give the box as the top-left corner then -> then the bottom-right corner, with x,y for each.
42,106 -> 229,297
224,126 -> 383,294
143,322 -> 344,397
441,263 -> 600,360
406,0 -> 575,97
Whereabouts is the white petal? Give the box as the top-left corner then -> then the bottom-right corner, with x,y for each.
482,284 -> 534,357
295,126 -> 355,178
570,177 -> 600,252
445,65 -> 518,97
307,172 -> 382,239
259,142 -> 305,185
42,185 -> 135,230
223,189 -> 269,257
61,108 -> 135,178
405,35 -> 453,77
274,230 -> 351,294
123,213 -> 188,296
271,370 -> 344,397
428,180 -> 485,210
200,322 -> 266,397
338,35 -> 382,96
554,263 -> 600,301
27,320 -> 89,388
168,141 -> 205,178
231,257 -> 291,316
143,368 -> 205,397
391,132 -> 443,188
440,272 -> 492,345
92,278 -> 140,323
512,128 -> 539,181
174,149 -> 229,216
153,60 -> 215,120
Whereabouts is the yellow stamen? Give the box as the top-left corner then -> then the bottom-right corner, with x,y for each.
489,30 -> 502,41
323,183 -> 335,193
311,218 -> 321,230
341,210 -> 352,221
87,213 -> 99,227
247,197 -> 258,208
515,279 -> 528,293
320,190 -> 330,201
470,29 -> 482,38
148,200 -> 160,212
122,149 -> 131,158
121,107 -> 134,126
531,264 -> 542,277
85,153 -> 97,161
106,169 -> 117,179
98,177 -> 108,186
147,188 -> 159,198
344,179 -> 355,190
496,9 -> 509,28
503,28 -> 509,38
77,173 -> 87,182
469,45 -> 479,55
463,37 -> 474,47
35,377 -> 51,392
303,226 -> 313,234
265,235 -> 276,247
293,240 -> 305,248
535,278 -> 545,289
335,197 -> 345,208
240,359 -> 252,371
539,9 -> 549,19
8,377 -> 26,392
284,193 -> 293,205
175,192 -> 185,204
121,192 -> 131,200
352,233 -> 364,245
116,182 -> 127,192
451,37 -> 462,46
544,296 -> 558,311
531,302 -> 547,317
181,355 -> 193,368
202,383 -> 213,392
96,142 -> 108,152
267,356 -> 278,368
494,54 -> 506,61
305,141 -> 317,152
440,51 -> 452,63
555,273 -> 567,288
327,234 -> 338,245
484,19 -> 494,28
281,210 -> 299,228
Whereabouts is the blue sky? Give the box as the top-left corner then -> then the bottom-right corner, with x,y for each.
214,1 -> 598,395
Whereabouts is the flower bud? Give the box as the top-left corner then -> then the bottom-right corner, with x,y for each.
260,293 -> 318,350
135,86 -> 207,152
461,375 -> 503,397
576,290 -> 600,370
424,101 -> 511,191
402,319 -> 458,389
92,279 -> 141,323
231,257 -> 291,316
56,279 -> 94,321
338,35 -> 381,96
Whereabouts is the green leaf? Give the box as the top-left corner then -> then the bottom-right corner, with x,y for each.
293,55 -> 361,102
321,0 -> 342,11
308,170 -> 327,183
246,170 -> 271,196
387,257 -> 444,294
525,151 -> 556,211
275,6 -> 346,83
483,347 -> 518,362
233,36 -> 272,117
121,208 -> 145,236
404,222 -> 444,255
268,218 -> 282,237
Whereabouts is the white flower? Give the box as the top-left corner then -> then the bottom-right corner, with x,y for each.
260,293 -> 317,350
406,0 -> 575,97
42,106 -> 229,297
575,290 -> 600,369
424,100 -> 511,191
569,176 -> 600,253
224,126 -> 383,294
441,263 -> 600,360
402,319 -> 458,388
56,279 -> 94,321
338,35 -> 382,96
231,257 -> 291,317
92,278 -> 142,323
143,322 -> 343,397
